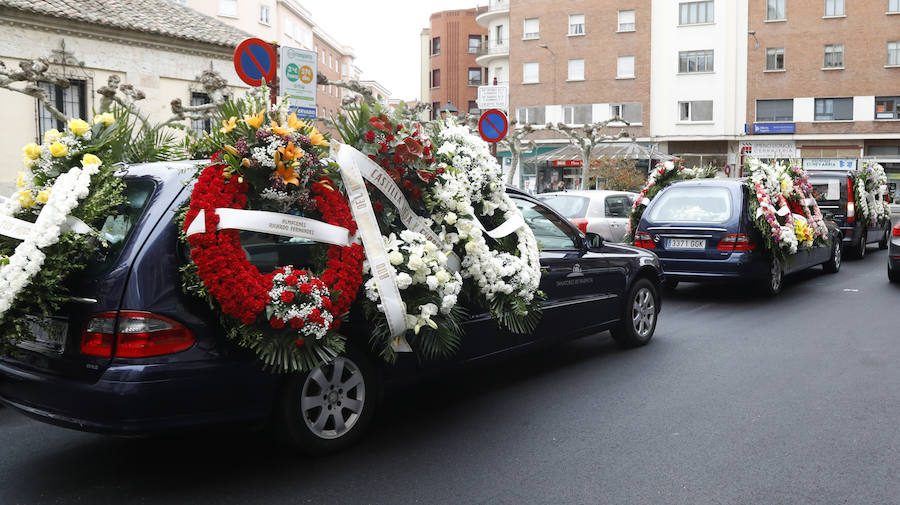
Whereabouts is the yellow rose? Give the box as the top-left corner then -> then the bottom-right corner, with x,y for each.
49,142 -> 68,158
15,172 -> 28,188
43,129 -> 61,144
17,191 -> 35,209
36,189 -> 50,205
68,118 -> 91,136
22,143 -> 41,160
81,153 -> 102,167
92,113 -> 115,126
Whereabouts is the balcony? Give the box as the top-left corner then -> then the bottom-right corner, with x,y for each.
475,39 -> 509,66
475,0 -> 509,28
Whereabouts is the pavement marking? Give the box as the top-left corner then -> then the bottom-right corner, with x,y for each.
842,288 -> 860,292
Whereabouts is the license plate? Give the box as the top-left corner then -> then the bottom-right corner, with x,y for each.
17,317 -> 68,354
667,238 -> 706,250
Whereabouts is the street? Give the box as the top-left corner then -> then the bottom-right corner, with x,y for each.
1,250 -> 898,505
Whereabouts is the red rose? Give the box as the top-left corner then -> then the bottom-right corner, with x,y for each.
385,134 -> 395,142
379,143 -> 389,153
298,283 -> 313,295
402,179 -> 414,190
284,275 -> 298,286
411,188 -> 422,200
270,316 -> 285,329
290,317 -> 304,329
281,291 -> 295,303
364,130 -> 376,142
373,201 -> 384,212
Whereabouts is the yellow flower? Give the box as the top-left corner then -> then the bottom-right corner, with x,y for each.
220,116 -> 237,134
287,113 -> 307,130
43,129 -> 61,144
81,153 -> 102,167
270,121 -> 294,136
308,127 -> 329,147
92,113 -> 115,126
22,143 -> 41,160
15,172 -> 28,188
222,145 -> 239,157
277,141 -> 304,162
36,189 -> 51,205
243,111 -> 264,129
49,142 -> 68,158
17,191 -> 35,209
68,118 -> 91,136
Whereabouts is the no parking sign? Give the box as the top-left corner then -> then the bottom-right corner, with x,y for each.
478,109 -> 508,144
233,38 -> 277,87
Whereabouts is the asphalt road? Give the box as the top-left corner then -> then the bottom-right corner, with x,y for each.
1,249 -> 899,505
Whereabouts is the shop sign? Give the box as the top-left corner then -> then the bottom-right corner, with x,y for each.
802,158 -> 857,171
740,141 -> 798,159
752,123 -> 795,134
552,159 -> 582,167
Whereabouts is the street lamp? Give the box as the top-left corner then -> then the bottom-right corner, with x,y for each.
538,43 -> 557,107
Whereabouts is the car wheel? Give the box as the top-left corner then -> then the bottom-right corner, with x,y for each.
823,240 -> 841,273
879,230 -> 889,250
853,230 -> 867,259
662,278 -> 679,291
890,266 -> 900,283
610,278 -> 658,348
276,344 -> 376,454
760,256 -> 784,296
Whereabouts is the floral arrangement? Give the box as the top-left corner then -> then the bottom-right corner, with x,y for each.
0,115 -> 126,350
852,161 -> 891,227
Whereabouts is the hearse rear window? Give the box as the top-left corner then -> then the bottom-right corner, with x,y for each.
647,186 -> 733,223
809,177 -> 843,202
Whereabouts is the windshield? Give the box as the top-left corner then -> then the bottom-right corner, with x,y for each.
647,186 -> 733,223
537,195 -> 590,218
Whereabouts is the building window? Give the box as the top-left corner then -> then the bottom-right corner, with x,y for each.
494,66 -> 504,84
468,67 -> 483,86
814,97 -> 853,120
678,50 -> 714,73
524,18 -> 540,39
189,92 -> 212,133
567,59 -> 584,80
259,4 -> 271,25
610,102 -> 643,124
766,47 -> 785,70
516,106 -> 545,124
563,104 -> 592,124
889,41 -> 900,66
679,100 -> 713,121
37,80 -> 86,136
468,35 -> 483,54
467,100 -> 479,114
824,0 -> 844,16
875,96 -> 900,119
569,14 -> 585,35
494,24 -> 504,45
523,62 -> 539,83
430,69 -> 440,88
617,56 -> 635,78
824,44 -> 844,68
767,0 -> 786,20
618,10 -> 635,31
756,99 -> 793,121
321,51 -> 325,64
431,101 -> 440,120
891,0 -> 900,13
218,0 -> 237,17
679,1 -> 714,25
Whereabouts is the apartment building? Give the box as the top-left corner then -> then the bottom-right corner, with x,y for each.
423,8 -> 488,120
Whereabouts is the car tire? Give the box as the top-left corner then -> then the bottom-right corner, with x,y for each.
853,229 -> 867,259
760,256 -> 784,296
879,230 -> 889,250
276,343 -> 377,455
662,279 -> 679,291
823,240 -> 842,273
610,278 -> 658,349
890,266 -> 900,283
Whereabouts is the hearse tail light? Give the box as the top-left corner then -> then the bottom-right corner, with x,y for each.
570,218 -> 588,233
846,176 -> 855,222
893,223 -> 900,237
717,234 -> 756,252
81,311 -> 194,358
634,232 -> 655,249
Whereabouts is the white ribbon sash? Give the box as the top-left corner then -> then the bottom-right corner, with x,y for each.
185,208 -> 352,247
332,142 -> 411,352
0,215 -> 92,241
474,214 -> 525,239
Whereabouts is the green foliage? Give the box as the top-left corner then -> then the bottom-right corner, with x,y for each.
104,105 -> 186,164
589,156 -> 645,192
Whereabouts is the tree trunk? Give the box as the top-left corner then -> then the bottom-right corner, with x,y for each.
506,150 -> 519,186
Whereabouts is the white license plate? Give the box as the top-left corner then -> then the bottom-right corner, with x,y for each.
17,318 -> 68,354
667,238 -> 706,250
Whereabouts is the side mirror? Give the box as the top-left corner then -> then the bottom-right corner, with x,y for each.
584,232 -> 604,250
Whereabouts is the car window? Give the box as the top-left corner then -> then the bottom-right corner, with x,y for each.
605,195 -> 632,218
809,177 -> 844,202
241,233 -> 319,275
85,178 -> 155,275
536,195 -> 589,218
646,186 -> 733,223
514,197 -> 579,250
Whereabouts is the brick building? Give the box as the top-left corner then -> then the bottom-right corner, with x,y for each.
423,8 -> 488,120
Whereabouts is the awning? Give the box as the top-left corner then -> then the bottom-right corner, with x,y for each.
532,142 -> 676,166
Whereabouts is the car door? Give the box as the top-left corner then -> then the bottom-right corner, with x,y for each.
511,196 -> 614,343
603,194 -> 634,243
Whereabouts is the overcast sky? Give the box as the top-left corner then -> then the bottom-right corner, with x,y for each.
305,0 -> 481,102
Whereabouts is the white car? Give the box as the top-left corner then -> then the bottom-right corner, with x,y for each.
538,190 -> 638,243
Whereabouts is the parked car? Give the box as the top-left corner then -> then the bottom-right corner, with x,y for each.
537,190 -> 637,243
633,179 -> 842,296
0,162 -> 664,454
808,170 -> 891,259
889,222 -> 900,283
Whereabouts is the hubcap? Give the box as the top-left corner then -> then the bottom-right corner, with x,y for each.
300,356 -> 365,440
631,288 -> 656,338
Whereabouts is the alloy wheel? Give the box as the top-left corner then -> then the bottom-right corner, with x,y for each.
300,357 -> 366,440
631,287 -> 656,338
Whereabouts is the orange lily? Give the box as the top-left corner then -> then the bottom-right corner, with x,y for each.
276,162 -> 300,186
219,116 -> 237,134
277,141 -> 305,162
243,111 -> 264,129
271,120 -> 294,136
308,127 -> 329,147
287,113 -> 307,130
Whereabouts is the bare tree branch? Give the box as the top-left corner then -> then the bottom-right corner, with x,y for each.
0,58 -> 69,123
547,117 -> 633,189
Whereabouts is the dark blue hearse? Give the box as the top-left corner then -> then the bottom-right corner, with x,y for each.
0,162 -> 663,453
633,179 -> 842,296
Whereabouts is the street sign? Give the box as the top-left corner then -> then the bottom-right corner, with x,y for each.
233,38 -> 277,87
478,109 -> 508,143
278,45 -> 317,119
476,85 -> 509,110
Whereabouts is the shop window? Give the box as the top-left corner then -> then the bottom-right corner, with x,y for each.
875,96 -> 900,119
814,97 -> 853,121
679,50 -> 714,73
569,14 -> 585,35
767,0 -> 785,20
679,1 -> 714,25
523,18 -> 539,40
679,100 -> 713,122
431,37 -> 440,56
824,44 -> 843,68
563,104 -> 591,124
38,79 -> 86,137
610,102 -> 642,124
766,48 -> 785,70
756,99 -> 794,122
567,59 -> 584,81
516,106 -> 545,124
618,10 -> 635,31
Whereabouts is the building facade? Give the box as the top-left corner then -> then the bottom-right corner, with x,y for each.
424,8 -> 488,120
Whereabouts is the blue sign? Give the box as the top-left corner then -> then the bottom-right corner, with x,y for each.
289,105 -> 317,119
752,123 -> 795,134
478,109 -> 508,143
